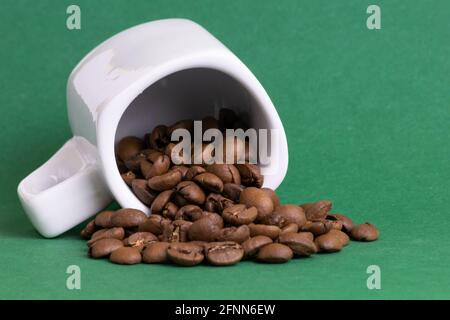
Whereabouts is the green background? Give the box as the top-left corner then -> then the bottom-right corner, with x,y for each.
1,0 -> 449,299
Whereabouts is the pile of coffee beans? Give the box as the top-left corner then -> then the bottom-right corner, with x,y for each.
80,109 -> 379,266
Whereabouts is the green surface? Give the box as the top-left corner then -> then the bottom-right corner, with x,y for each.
1,0 -> 449,299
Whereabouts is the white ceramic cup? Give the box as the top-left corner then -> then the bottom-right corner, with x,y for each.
17,19 -> 289,238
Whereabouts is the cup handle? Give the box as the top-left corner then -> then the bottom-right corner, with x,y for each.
17,136 -> 113,238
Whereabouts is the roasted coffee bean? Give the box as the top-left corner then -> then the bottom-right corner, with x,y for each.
241,236 -> 273,257
147,170 -> 182,191
162,220 -> 192,242
298,232 -> 314,242
117,136 -> 144,161
300,200 -> 332,221
175,205 -> 203,221
94,210 -> 115,228
167,242 -> 204,266
248,223 -> 281,240
272,205 -> 307,228
326,216 -> 343,231
175,181 -> 206,205
280,223 -> 299,234
169,165 -> 189,179
239,187 -> 274,221
88,227 -> 125,246
201,212 -> 224,228
222,183 -> 243,202
121,171 -> 136,186
314,229 -> 349,253
145,149 -> 164,163
188,217 -> 221,242
116,157 -> 128,174
205,242 -> 244,266
222,204 -> 258,226
110,247 -> 142,264
188,241 -> 208,250
142,242 -> 170,264
278,232 -> 317,256
161,202 -> 178,220
216,225 -> 250,244
301,220 -> 333,236
124,153 -> 147,173
193,172 -> 224,193
150,190 -> 173,214
350,223 -> 379,241
184,165 -> 206,181
148,125 -> 170,151
90,238 -> 124,258
328,214 -> 354,233
256,243 -> 293,263
140,155 -> 170,179
206,164 -> 241,185
132,179 -> 157,206
123,232 -> 158,250
235,164 -> 263,188
80,219 -> 97,239
204,193 -> 234,213
262,188 -> 280,208
111,209 -> 147,228
138,215 -> 171,235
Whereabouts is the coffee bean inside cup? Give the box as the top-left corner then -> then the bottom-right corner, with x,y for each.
80,109 -> 379,267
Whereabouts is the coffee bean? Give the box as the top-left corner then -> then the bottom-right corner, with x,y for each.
168,119 -> 194,136
132,179 -> 157,206
261,188 -> 280,208
241,236 -> 273,257
175,181 -> 206,205
162,220 -> 192,242
110,247 -> 142,264
298,232 -> 314,242
150,190 -> 173,214
184,165 -> 206,181
300,200 -> 332,221
278,232 -> 317,256
248,223 -> 281,240
326,216 -> 343,231
88,227 -> 125,246
116,157 -> 128,174
280,223 -> 299,234
169,165 -> 189,179
201,212 -> 224,228
204,193 -> 234,214
148,125 -> 170,151
256,243 -> 293,263
90,238 -> 124,258
111,209 -> 147,228
314,230 -> 348,253
222,183 -> 243,202
235,164 -> 263,188
121,171 -> 136,186
167,242 -> 204,266
142,242 -> 170,263
80,219 -> 97,239
222,204 -> 258,226
350,223 -> 379,241
193,172 -> 224,193
272,205 -> 307,228
328,214 -> 354,233
175,205 -> 204,221
137,215 -> 170,235
216,225 -> 250,244
301,220 -> 333,236
188,217 -> 220,242
205,242 -> 244,266
117,136 -> 144,161
147,170 -> 182,191
140,155 -> 170,179
206,164 -> 241,185
94,210 -> 115,228
161,202 -> 178,220
239,187 -> 274,221
123,232 -> 158,250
